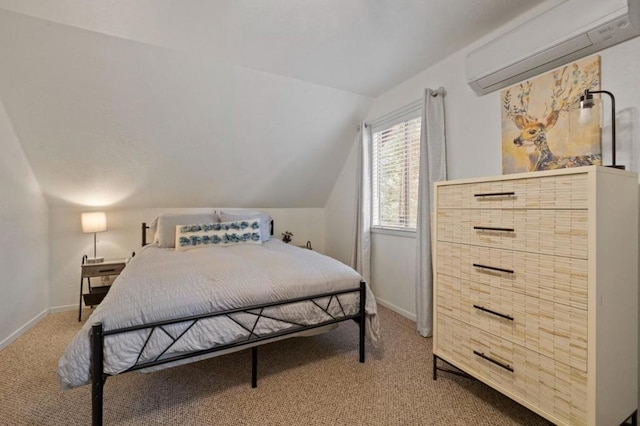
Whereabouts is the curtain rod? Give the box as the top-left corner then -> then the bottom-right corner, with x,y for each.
361,87 -> 446,131
430,87 -> 446,97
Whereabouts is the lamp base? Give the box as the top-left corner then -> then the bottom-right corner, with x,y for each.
606,165 -> 626,170
85,257 -> 104,264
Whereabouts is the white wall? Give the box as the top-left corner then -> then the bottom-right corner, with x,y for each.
49,207 -> 325,310
324,44 -> 500,318
0,99 -> 49,348
325,22 -> 640,320
0,9 -> 371,211
324,140 -> 357,267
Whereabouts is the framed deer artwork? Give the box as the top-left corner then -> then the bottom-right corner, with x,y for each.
501,55 -> 602,174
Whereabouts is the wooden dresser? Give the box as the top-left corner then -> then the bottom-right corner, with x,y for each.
433,166 -> 638,425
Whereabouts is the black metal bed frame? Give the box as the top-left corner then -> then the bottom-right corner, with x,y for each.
89,221 -> 367,426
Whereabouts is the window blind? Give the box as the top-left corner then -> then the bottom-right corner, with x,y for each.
369,99 -> 422,133
371,115 -> 421,229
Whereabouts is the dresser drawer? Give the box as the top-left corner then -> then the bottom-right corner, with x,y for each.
436,274 -> 587,371
436,314 -> 587,425
81,262 -> 125,278
436,173 -> 588,210
436,241 -> 588,309
437,209 -> 588,259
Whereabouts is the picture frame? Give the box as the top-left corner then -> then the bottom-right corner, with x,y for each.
501,55 -> 602,174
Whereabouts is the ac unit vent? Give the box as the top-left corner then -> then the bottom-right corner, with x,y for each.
466,0 -> 640,95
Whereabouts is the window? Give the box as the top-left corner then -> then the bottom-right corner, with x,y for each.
371,103 -> 421,230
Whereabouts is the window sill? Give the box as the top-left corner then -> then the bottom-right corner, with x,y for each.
370,226 -> 416,239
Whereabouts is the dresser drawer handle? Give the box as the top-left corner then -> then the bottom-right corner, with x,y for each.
472,263 -> 514,274
473,226 -> 514,233
473,350 -> 514,372
474,191 -> 515,198
473,304 -> 514,321
97,268 -> 117,273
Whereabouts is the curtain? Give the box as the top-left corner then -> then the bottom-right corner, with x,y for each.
351,123 -> 372,285
415,88 -> 447,337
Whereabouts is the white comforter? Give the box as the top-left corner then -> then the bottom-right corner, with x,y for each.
58,240 -> 379,389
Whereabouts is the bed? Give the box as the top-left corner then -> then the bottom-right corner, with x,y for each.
58,212 -> 379,426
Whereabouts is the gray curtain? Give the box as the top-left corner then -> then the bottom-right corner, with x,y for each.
351,123 -> 372,285
415,88 -> 447,337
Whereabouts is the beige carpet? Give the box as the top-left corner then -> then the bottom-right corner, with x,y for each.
0,306 -> 551,425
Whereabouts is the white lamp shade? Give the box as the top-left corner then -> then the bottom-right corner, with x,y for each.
578,106 -> 593,125
81,212 -> 107,233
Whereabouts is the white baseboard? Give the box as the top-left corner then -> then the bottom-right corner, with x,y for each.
376,298 -> 416,322
0,308 -> 49,351
49,304 -> 76,313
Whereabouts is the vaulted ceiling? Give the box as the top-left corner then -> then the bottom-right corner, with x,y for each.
0,0 -> 549,208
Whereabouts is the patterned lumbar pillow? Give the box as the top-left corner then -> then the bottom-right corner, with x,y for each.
219,210 -> 271,242
175,220 -> 262,250
152,213 -> 218,248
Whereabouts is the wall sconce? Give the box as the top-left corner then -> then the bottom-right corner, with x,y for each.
578,89 -> 624,170
81,212 -> 107,263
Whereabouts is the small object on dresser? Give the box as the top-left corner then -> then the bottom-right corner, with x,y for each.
281,231 -> 293,243
297,240 -> 312,250
306,240 -> 312,250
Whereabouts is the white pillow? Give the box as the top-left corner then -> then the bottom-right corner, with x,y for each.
175,220 -> 262,250
219,210 -> 271,242
152,213 -> 218,248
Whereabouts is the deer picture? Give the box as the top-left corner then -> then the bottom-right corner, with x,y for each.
503,60 -> 601,171
512,110 -> 601,170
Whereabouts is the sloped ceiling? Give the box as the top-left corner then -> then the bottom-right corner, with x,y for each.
0,1 -> 548,208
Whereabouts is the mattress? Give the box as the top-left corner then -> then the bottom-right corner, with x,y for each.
58,239 -> 379,389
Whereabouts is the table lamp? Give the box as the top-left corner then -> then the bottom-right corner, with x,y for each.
578,89 -> 624,170
82,212 -> 107,263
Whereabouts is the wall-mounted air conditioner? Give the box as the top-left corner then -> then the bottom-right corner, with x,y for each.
466,0 -> 640,95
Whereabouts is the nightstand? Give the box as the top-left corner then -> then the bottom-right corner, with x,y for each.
78,256 -> 126,321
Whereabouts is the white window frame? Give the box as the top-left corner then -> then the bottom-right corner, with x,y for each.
369,100 -> 422,233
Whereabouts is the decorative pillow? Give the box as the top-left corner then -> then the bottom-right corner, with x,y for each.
175,220 -> 262,250
219,210 -> 271,242
152,213 -> 219,248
